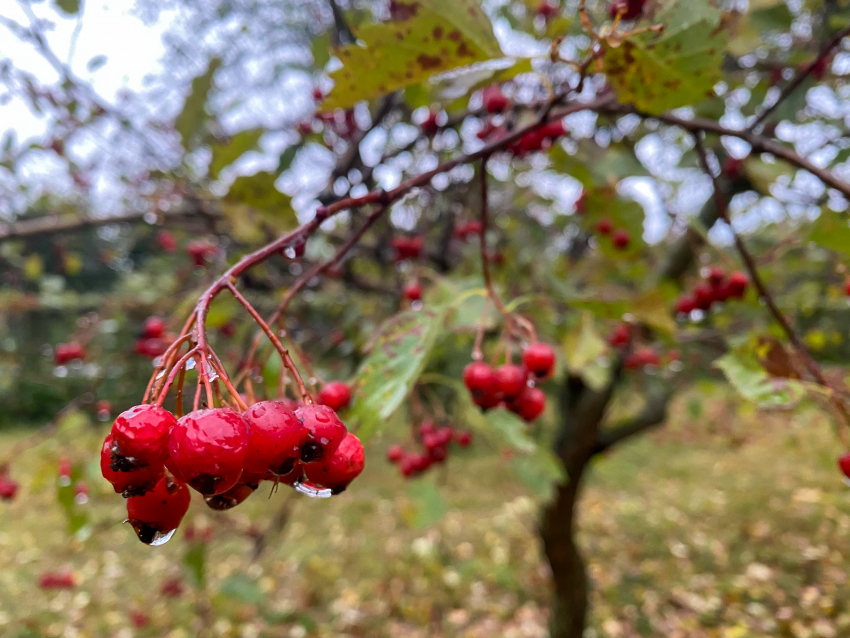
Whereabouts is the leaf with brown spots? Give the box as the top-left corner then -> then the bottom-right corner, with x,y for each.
601,0 -> 727,115
320,0 -> 501,112
347,304 -> 450,442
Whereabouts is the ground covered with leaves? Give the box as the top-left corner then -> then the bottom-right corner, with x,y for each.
1,392 -> 848,638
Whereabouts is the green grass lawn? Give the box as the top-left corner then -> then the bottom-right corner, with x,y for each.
1,396 -> 849,638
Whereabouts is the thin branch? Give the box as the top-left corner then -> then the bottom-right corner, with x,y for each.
749,24 -> 850,132
593,389 -> 672,455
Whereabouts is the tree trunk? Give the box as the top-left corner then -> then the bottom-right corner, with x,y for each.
541,467 -> 589,638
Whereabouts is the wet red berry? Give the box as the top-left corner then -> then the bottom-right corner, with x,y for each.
143,316 -> 166,339
463,361 -> 497,397
318,381 -> 353,412
727,271 -> 749,298
392,236 -> 424,260
624,347 -> 661,370
707,267 -> 725,286
242,400 -> 308,477
134,337 -> 168,359
295,404 -> 348,464
403,281 -> 423,301
54,342 -> 85,366
510,387 -> 546,422
167,408 -> 250,495
693,283 -> 714,310
387,444 -> 404,463
495,364 -> 528,400
522,343 -> 556,379
611,229 -> 630,250
303,432 -> 364,494
204,482 -> 258,511
126,475 -> 191,545
101,435 -> 164,497
111,404 -> 177,468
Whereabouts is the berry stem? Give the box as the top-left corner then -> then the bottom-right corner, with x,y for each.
206,349 -> 249,411
142,326 -> 194,404
155,347 -> 199,408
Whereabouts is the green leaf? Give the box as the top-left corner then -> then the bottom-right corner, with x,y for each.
485,409 -> 536,453
511,450 -> 564,500
322,0 -> 502,111
809,211 -> 850,258
56,0 -> 80,14
184,542 -> 207,587
563,311 -> 608,387
749,3 -> 793,32
714,349 -> 806,408
209,129 -> 263,179
219,574 -> 263,604
277,145 -> 299,173
176,58 -> 222,151
602,0 -> 726,115
406,477 -> 447,529
221,171 -> 296,242
348,305 -> 449,442
743,156 -> 792,192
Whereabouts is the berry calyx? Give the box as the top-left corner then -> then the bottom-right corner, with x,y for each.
496,364 -> 528,400
522,342 -> 556,379
242,400 -> 308,477
126,475 -> 190,545
101,435 -> 164,497
295,404 -> 348,464
303,432 -> 365,494
318,381 -> 353,412
167,408 -> 250,495
509,387 -> 546,422
111,404 -> 177,468
403,280 -> 423,302
611,229 -> 630,250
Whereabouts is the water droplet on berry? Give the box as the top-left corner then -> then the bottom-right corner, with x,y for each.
294,482 -> 332,498
147,528 -> 177,546
252,405 -> 266,417
314,411 -> 330,423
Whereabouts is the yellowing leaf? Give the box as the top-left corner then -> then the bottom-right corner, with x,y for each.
209,129 -> 263,179
322,0 -> 502,111
176,58 -> 221,151
602,0 -> 727,115
630,289 -> 677,336
563,312 -> 607,373
222,171 -> 296,242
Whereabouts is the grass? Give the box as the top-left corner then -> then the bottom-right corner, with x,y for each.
1,392 -> 850,638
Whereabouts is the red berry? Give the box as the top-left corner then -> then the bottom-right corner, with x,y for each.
710,281 -> 730,303
608,323 -> 632,348
510,387 -> 546,422
318,381 -> 353,412
126,475 -> 191,545
167,408 -> 250,495
482,84 -> 508,114
845,279 -> 850,297
455,430 -> 472,447
111,404 -> 177,468
609,0 -> 645,20
58,457 -> 72,480
535,1 -> 559,20
134,337 -> 168,359
0,475 -> 19,501
575,190 -> 587,214
812,56 -> 830,81
463,361 -> 498,398
419,420 -> 436,437
611,229 -> 630,250
130,611 -> 150,628
693,283 -> 714,310
157,229 -> 178,253
675,295 -> 696,315
187,240 -> 216,266
522,343 -> 556,379
392,236 -> 424,260
403,281 -> 423,301
596,218 -> 613,235
39,572 -> 75,589
295,404 -> 348,464
539,120 -> 567,140
624,347 -> 661,370
495,364 -> 528,400
100,435 -> 164,497
727,271 -> 749,298
160,578 -> 183,597
204,482 -> 258,511
838,452 -> 850,479
143,316 -> 166,339
722,157 -> 744,181
242,400 -> 308,477
422,110 -> 440,136
707,267 -> 725,286
312,87 -> 323,101
387,445 -> 404,463
297,120 -> 313,136
54,342 -> 85,366
303,432 -> 365,494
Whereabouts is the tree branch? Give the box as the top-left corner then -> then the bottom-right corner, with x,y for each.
593,388 -> 672,455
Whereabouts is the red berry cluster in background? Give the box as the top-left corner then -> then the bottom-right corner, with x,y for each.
608,323 -> 632,348
386,421 -> 472,478
134,316 -> 176,359
38,572 -> 76,590
0,467 -> 19,501
403,280 -> 423,302
609,0 -> 647,20
463,342 -> 555,423
593,218 -> 631,250
101,399 -> 364,544
675,268 -> 749,317
453,220 -> 483,241
482,84 -> 508,114
844,278 -> 850,297
54,342 -> 85,366
421,110 -> 441,137
156,229 -> 178,253
392,235 -> 424,261
508,120 -> 567,156
317,381 -> 352,412
623,347 -> 661,370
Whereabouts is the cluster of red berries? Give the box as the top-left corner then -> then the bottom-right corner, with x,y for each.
134,316 -> 175,359
675,268 -> 749,316
55,342 -> 85,366
386,421 -> 472,478
453,220 -> 483,241
609,0 -> 646,20
392,235 -> 424,261
101,399 -> 364,545
594,218 -> 631,250
463,342 -> 555,422
608,325 -> 679,371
